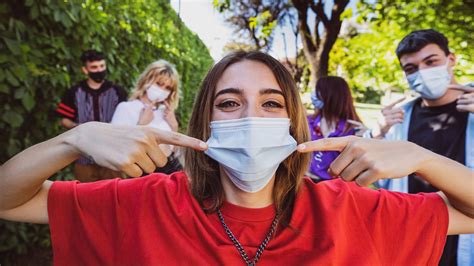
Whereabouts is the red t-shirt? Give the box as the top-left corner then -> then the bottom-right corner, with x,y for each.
48,171 -> 448,265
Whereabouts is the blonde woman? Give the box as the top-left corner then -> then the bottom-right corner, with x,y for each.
111,60 -> 182,174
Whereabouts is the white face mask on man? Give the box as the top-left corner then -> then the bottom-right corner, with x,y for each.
204,117 -> 297,193
406,61 -> 452,100
146,84 -> 171,102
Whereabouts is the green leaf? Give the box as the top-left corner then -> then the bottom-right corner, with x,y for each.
341,8 -> 353,20
249,17 -> 257,30
2,110 -> 24,128
7,139 -> 21,158
14,87 -> 25,99
6,70 -> 20,87
0,54 -> 8,63
12,65 -> 27,80
2,38 -> 21,55
22,92 -> 35,111
0,83 -> 9,93
30,4 -> 39,19
53,10 -> 60,22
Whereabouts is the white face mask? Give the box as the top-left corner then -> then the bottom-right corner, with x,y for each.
311,91 -> 324,109
146,84 -> 171,102
406,62 -> 451,100
204,117 -> 297,193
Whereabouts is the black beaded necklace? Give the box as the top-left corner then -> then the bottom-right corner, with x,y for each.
217,209 -> 279,266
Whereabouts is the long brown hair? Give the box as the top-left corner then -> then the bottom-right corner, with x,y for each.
184,51 -> 311,227
314,76 -> 361,132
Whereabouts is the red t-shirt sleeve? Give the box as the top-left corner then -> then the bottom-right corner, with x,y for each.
47,173 -> 184,265
345,181 -> 449,264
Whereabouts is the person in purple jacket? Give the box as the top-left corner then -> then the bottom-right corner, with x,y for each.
306,76 -> 366,182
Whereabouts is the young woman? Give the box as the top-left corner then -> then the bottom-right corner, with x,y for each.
307,76 -> 367,182
0,51 -> 472,265
111,60 -> 182,174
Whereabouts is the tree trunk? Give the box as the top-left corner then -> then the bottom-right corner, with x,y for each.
314,21 -> 342,79
293,0 -> 348,83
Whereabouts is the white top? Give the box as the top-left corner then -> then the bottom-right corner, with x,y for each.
111,99 -> 172,132
111,100 -> 174,156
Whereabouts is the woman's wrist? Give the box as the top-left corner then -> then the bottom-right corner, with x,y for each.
61,123 -> 87,159
411,143 -> 438,179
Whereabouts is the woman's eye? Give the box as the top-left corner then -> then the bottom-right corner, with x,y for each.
215,100 -> 240,108
263,101 -> 284,108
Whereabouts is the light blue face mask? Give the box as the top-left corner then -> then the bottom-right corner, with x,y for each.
204,117 -> 297,193
406,62 -> 451,100
311,92 -> 324,109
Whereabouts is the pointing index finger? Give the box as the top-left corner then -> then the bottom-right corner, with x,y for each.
384,97 -> 406,108
448,84 -> 474,92
152,129 -> 208,151
297,136 -> 354,153
347,119 -> 364,127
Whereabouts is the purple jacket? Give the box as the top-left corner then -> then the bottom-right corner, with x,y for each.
307,114 -> 355,180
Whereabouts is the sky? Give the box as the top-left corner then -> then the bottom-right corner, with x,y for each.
170,0 -> 358,61
169,0 -> 302,61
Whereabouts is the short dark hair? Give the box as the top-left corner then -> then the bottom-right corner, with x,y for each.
396,29 -> 450,59
80,50 -> 105,65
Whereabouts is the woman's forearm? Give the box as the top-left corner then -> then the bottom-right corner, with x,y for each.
416,148 -> 474,218
0,129 -> 80,211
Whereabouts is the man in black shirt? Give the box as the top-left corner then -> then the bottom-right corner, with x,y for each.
374,29 -> 474,265
56,50 -> 127,182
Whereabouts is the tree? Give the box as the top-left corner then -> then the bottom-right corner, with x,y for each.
292,0 -> 349,80
215,0 -> 351,81
215,0 -> 291,51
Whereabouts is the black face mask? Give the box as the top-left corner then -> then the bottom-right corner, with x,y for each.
88,70 -> 107,83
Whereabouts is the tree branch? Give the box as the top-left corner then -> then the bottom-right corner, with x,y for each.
315,16 -> 321,47
292,0 -> 316,54
331,0 -> 350,22
242,16 -> 262,49
310,0 -> 329,26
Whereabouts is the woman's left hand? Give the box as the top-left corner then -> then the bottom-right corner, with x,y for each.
163,101 -> 179,131
297,136 -> 431,186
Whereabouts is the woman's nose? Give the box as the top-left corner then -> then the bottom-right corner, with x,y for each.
241,101 -> 263,118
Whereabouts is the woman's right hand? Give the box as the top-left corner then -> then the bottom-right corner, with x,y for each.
0,122 -> 207,223
138,105 -> 155,125
70,122 -> 207,177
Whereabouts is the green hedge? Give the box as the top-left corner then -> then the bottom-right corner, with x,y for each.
0,0 -> 213,263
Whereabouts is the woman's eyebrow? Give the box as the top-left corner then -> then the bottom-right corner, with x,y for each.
260,88 -> 284,96
215,88 -> 242,98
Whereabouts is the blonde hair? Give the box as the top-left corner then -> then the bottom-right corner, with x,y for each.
184,51 -> 311,227
130,60 -> 180,107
